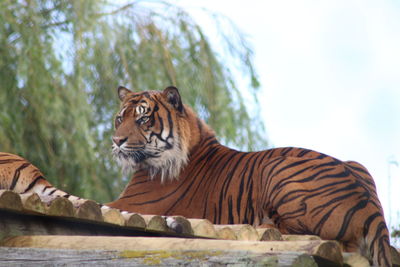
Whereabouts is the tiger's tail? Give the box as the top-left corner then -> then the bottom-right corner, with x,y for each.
362,212 -> 392,266
0,152 -> 88,206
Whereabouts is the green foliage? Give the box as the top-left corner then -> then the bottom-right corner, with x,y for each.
0,0 -> 267,202
392,228 -> 400,238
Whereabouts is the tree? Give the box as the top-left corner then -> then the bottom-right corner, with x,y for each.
0,0 -> 267,202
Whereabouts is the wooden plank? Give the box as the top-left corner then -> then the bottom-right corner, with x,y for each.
101,208 -> 125,226
1,235 -> 342,264
0,209 -> 199,242
188,219 -> 217,238
282,234 -> 321,241
20,193 -> 46,214
216,227 -> 237,240
391,245 -> 400,266
0,190 -> 22,211
171,216 -> 194,235
214,224 -> 259,241
74,200 -> 103,221
0,247 -> 342,267
44,197 -> 74,217
343,252 -> 370,267
122,213 -> 146,228
142,215 -> 170,232
257,228 -> 283,241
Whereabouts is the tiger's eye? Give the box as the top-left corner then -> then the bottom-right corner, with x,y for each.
116,116 -> 123,125
137,116 -> 149,125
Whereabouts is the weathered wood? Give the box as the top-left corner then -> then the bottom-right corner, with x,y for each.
101,208 -> 125,226
74,200 -> 103,221
0,209 -> 192,241
44,197 -> 74,217
0,190 -> 22,211
188,219 -> 217,238
1,235 -> 342,266
282,234 -> 321,241
391,245 -> 400,266
142,215 -> 170,232
257,228 -> 283,241
216,227 -> 237,240
343,252 -> 370,267
172,216 -> 194,235
0,247 -> 340,267
311,240 -> 343,265
122,213 -> 146,228
20,192 -> 46,214
214,224 -> 259,241
292,254 -> 318,267
236,224 -> 259,241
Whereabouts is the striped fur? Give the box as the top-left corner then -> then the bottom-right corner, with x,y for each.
0,152 -> 85,205
108,86 -> 391,266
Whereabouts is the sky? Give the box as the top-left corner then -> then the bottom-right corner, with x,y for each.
178,0 -> 400,240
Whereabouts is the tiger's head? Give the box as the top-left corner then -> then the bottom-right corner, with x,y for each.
112,86 -> 209,181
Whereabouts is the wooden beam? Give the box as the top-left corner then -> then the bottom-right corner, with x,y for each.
20,193 -> 46,214
187,219 -> 217,238
122,213 -> 146,228
101,208 -> 125,226
216,227 -> 237,240
0,247 -> 344,266
0,209 -> 198,241
74,200 -> 102,221
214,224 -> 259,241
256,228 -> 283,241
0,190 -> 22,211
1,235 -> 343,265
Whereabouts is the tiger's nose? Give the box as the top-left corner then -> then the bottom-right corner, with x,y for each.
113,136 -> 128,147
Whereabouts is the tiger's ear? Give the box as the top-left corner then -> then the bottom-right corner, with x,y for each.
163,86 -> 183,113
117,86 -> 132,101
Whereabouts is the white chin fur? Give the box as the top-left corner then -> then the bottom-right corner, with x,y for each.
113,146 -> 188,183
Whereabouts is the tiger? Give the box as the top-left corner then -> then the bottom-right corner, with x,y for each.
0,85 -> 391,266
108,86 -> 391,266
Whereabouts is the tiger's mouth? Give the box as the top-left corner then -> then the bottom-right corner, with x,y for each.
112,145 -> 149,166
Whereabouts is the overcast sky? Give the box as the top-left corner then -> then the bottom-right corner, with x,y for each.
178,0 -> 400,240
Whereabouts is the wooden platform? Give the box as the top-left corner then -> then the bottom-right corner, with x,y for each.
1,190 -> 399,266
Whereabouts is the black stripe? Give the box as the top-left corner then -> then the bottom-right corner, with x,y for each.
42,185 -> 52,193
228,196 -> 234,224
48,189 -> 57,195
120,191 -> 151,200
312,202 -> 341,234
363,212 -> 381,237
10,162 -> 31,190
335,198 -> 369,240
236,153 -> 259,221
22,176 -> 45,193
311,190 -> 360,216
298,148 -> 312,157
245,179 -> 255,224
